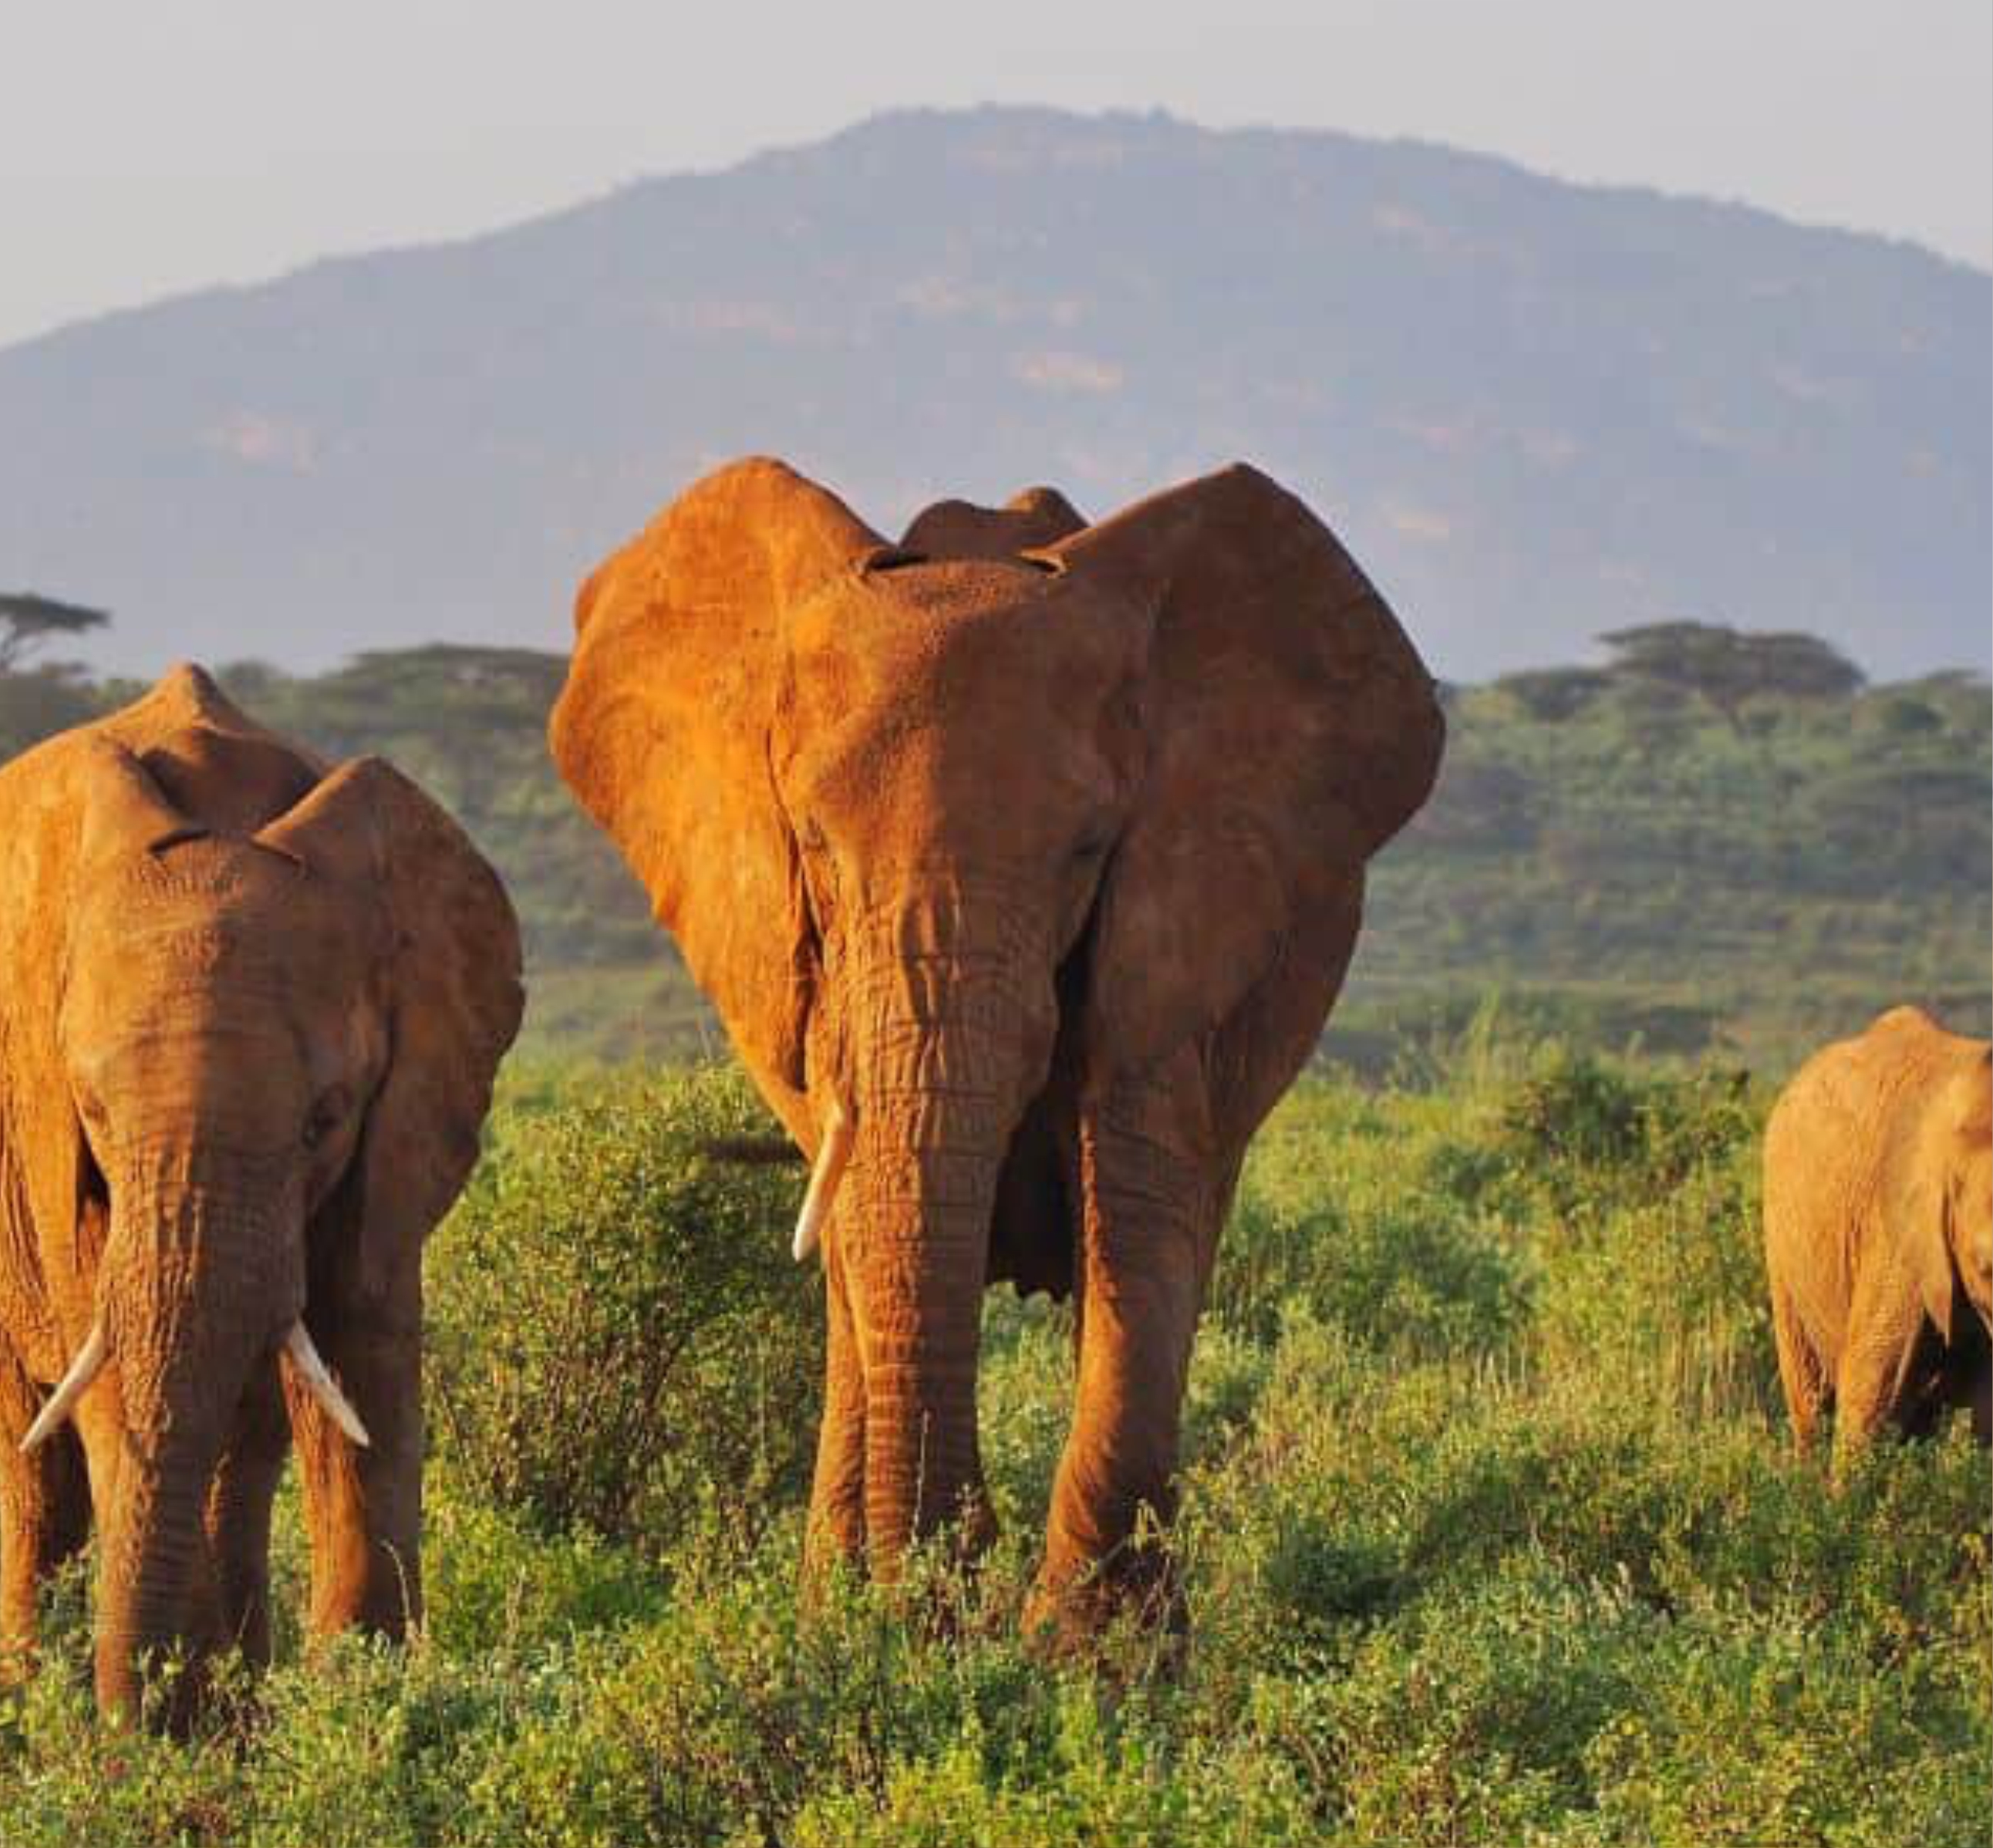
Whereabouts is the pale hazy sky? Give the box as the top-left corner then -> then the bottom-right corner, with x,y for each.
2,1 -> 1988,349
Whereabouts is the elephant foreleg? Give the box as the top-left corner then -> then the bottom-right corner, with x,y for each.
0,1343 -> 89,1677
1770,1283 -> 1828,1455
1033,1060 -> 1212,1641
805,1213 -> 868,1580
201,1360 -> 291,1669
1831,1266 -> 1927,1475
288,1236 -> 423,1640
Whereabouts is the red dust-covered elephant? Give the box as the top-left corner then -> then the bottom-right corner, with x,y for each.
1765,1007 -> 1992,1465
0,666 -> 520,1721
551,457 -> 1443,1634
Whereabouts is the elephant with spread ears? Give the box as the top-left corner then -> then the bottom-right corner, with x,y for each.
0,665 -> 521,1724
1765,1006 -> 1992,1465
551,456 -> 1443,1635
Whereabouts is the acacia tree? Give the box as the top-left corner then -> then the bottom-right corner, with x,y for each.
1597,621 -> 1863,730
0,592 -> 110,673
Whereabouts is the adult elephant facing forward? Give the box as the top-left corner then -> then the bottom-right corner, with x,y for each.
551,458 -> 1442,1634
0,666 -> 521,1722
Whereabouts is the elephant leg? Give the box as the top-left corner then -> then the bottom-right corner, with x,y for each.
805,1210 -> 867,1580
202,1359 -> 290,1670
1033,1054 -> 1213,1640
0,1343 -> 90,1678
288,1234 -> 423,1640
0,1344 -> 49,1670
1831,1276 -> 1925,1475
1770,1284 -> 1828,1455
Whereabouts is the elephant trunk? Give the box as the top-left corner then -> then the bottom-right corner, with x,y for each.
850,1077 -> 1007,1568
91,1177 -> 300,1725
838,897 -> 1055,1567
94,1449 -> 215,1725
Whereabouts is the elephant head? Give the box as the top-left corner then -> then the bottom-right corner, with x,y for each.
550,457 -> 1441,1565
22,732 -> 520,1718
1905,1045 -> 1993,1342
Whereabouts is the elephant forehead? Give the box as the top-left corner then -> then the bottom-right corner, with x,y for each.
99,837 -> 293,905
76,844 -> 377,979
791,561 -> 1146,686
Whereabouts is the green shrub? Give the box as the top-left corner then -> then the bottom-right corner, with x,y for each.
1,1052 -> 1984,1845
1215,1084 -> 1530,1357
426,1064 -> 821,1554
1495,1048 -> 1755,1197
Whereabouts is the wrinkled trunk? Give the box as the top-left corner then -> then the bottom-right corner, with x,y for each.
95,1450 -> 215,1723
842,928 -> 1049,1571
851,1081 -> 1007,1566
92,1178 -> 294,1724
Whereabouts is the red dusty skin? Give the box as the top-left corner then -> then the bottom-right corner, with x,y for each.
845,1081 -> 1003,1566
90,1167 -> 300,1725
834,896 -> 1057,1570
547,455 -> 1447,1634
0,663 -> 521,1724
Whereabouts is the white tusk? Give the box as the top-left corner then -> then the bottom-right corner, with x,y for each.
793,1098 -> 855,1263
20,1323 -> 109,1453
284,1322 -> 371,1448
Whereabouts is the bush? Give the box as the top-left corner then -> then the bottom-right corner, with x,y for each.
1,1053 -> 1983,1845
426,1064 -> 821,1554
1493,1047 -> 1756,1209
1214,1084 -> 1530,1358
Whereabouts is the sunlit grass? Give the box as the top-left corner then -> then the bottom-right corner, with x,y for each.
2,1050 -> 1985,1846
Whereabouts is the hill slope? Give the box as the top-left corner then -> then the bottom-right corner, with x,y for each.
2,107 -> 1985,683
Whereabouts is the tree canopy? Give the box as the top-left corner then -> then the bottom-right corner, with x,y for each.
1597,622 -> 1863,727
0,592 -> 110,672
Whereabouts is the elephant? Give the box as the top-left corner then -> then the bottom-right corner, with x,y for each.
549,456 -> 1443,1634
1763,1006 -> 1992,1465
0,664 -> 521,1721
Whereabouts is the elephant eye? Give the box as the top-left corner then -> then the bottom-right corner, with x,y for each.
302,1091 -> 347,1152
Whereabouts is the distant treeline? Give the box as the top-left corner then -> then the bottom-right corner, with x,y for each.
2,622 -> 1985,1072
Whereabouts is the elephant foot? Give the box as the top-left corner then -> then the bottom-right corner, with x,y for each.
1025,1535 -> 1186,1664
798,1516 -> 867,1617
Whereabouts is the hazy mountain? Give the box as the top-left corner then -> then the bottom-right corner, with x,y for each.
2,107 -> 1985,681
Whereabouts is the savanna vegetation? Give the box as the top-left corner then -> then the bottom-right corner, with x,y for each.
1,618 -> 1985,1841
1,1050 -> 1985,1846
2,618 -> 1985,1071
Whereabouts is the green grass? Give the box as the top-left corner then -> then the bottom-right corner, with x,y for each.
2,1052 -> 1985,1846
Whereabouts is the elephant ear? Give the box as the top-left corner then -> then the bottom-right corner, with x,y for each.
258,758 -> 523,1293
548,457 -> 882,1110
1051,464 -> 1445,1082
0,740 -> 201,1360
1904,1142 -> 1958,1345
901,486 -> 1087,561
1902,1055 -> 1991,1343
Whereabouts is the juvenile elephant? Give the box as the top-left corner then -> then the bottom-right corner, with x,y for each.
1764,1006 -> 1992,1464
0,665 -> 521,1720
551,457 -> 1442,1634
